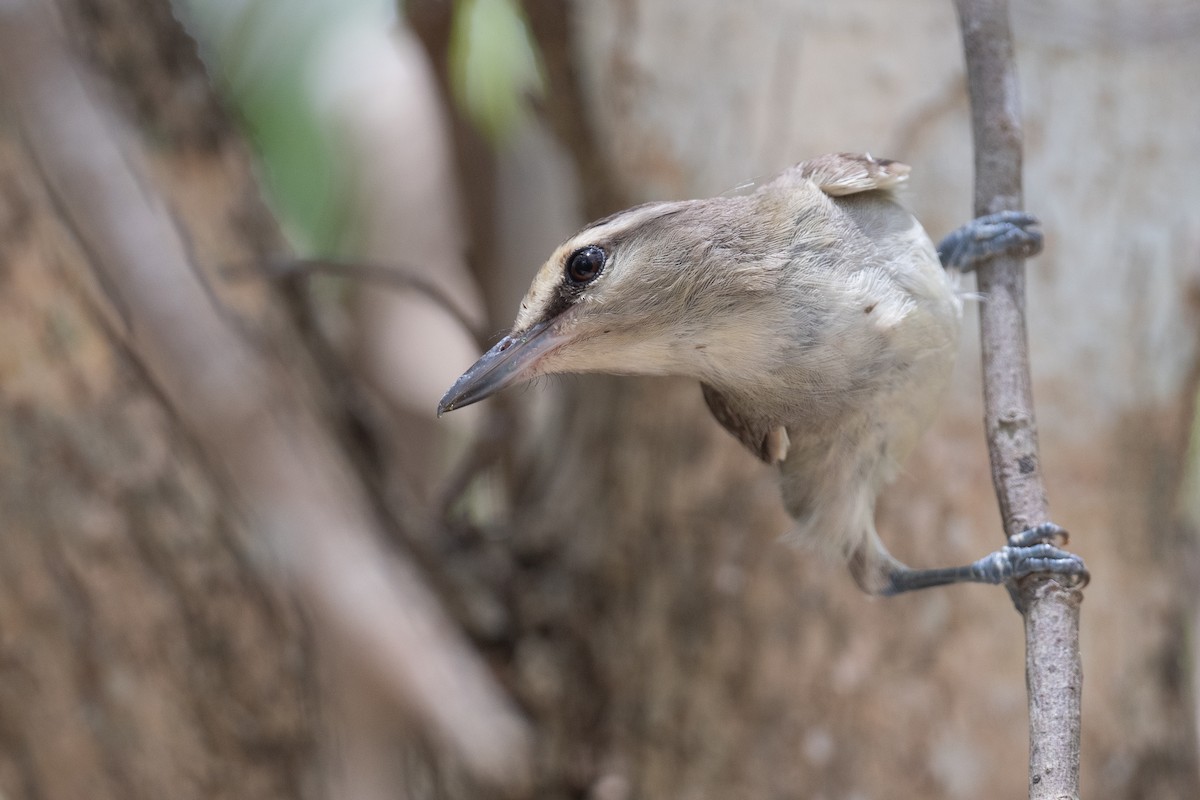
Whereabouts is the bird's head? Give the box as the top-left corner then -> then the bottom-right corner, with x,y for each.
438,194 -> 791,415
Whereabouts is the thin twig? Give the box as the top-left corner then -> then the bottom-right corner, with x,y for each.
0,0 -> 530,790
257,257 -> 512,532
254,256 -> 489,349
245,256 -> 513,542
953,1 -> 1085,798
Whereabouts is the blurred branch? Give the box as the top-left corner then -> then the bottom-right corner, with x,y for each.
262,257 -> 512,524
0,0 -> 530,790
953,1 -> 1084,797
236,256 -> 514,541
260,256 -> 489,348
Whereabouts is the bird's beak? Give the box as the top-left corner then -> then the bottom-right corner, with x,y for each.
437,319 -> 567,416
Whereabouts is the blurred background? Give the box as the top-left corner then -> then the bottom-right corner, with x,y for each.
1,0 -> 1198,798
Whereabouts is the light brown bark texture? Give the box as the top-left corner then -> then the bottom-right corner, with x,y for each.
1,1 -> 531,798
0,1 -> 318,797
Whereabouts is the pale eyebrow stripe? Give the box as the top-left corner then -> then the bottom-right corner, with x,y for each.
574,202 -> 686,241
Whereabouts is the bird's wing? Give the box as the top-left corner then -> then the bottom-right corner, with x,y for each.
701,383 -> 786,464
795,152 -> 910,197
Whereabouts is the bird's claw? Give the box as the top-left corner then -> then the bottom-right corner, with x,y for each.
971,522 -> 1089,588
937,210 -> 1043,272
1008,521 -> 1068,548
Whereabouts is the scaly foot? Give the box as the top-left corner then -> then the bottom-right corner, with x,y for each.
937,210 -> 1043,272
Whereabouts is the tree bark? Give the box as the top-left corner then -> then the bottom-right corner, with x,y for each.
0,0 -> 528,797
0,0 -> 316,796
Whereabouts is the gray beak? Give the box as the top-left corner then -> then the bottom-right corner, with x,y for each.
437,320 -> 567,416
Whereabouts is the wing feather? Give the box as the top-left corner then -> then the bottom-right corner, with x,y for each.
701,384 -> 788,463
795,152 -> 910,197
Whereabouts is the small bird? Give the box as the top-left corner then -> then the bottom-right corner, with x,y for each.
439,153 -> 1087,595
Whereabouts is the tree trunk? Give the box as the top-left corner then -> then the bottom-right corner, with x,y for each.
0,1 -> 317,798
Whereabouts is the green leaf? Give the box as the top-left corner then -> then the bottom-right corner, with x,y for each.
449,0 -> 546,145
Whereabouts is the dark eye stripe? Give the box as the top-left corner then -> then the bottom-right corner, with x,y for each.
533,244 -> 609,323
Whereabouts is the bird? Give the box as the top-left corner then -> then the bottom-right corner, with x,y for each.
438,153 -> 1087,596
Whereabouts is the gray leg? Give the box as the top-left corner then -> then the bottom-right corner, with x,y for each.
853,523 -> 1089,597
937,210 -> 1043,272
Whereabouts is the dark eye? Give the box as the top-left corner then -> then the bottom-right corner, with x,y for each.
565,245 -> 606,285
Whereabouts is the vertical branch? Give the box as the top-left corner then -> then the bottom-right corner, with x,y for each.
953,1 -> 1084,798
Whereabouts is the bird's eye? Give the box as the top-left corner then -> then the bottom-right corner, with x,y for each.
565,245 -> 606,285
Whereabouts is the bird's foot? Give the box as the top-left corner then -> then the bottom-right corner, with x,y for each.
968,522 -> 1089,587
937,210 -> 1043,272
867,521 -> 1089,596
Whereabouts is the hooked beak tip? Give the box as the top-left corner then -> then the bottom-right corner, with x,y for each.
436,385 -> 467,417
